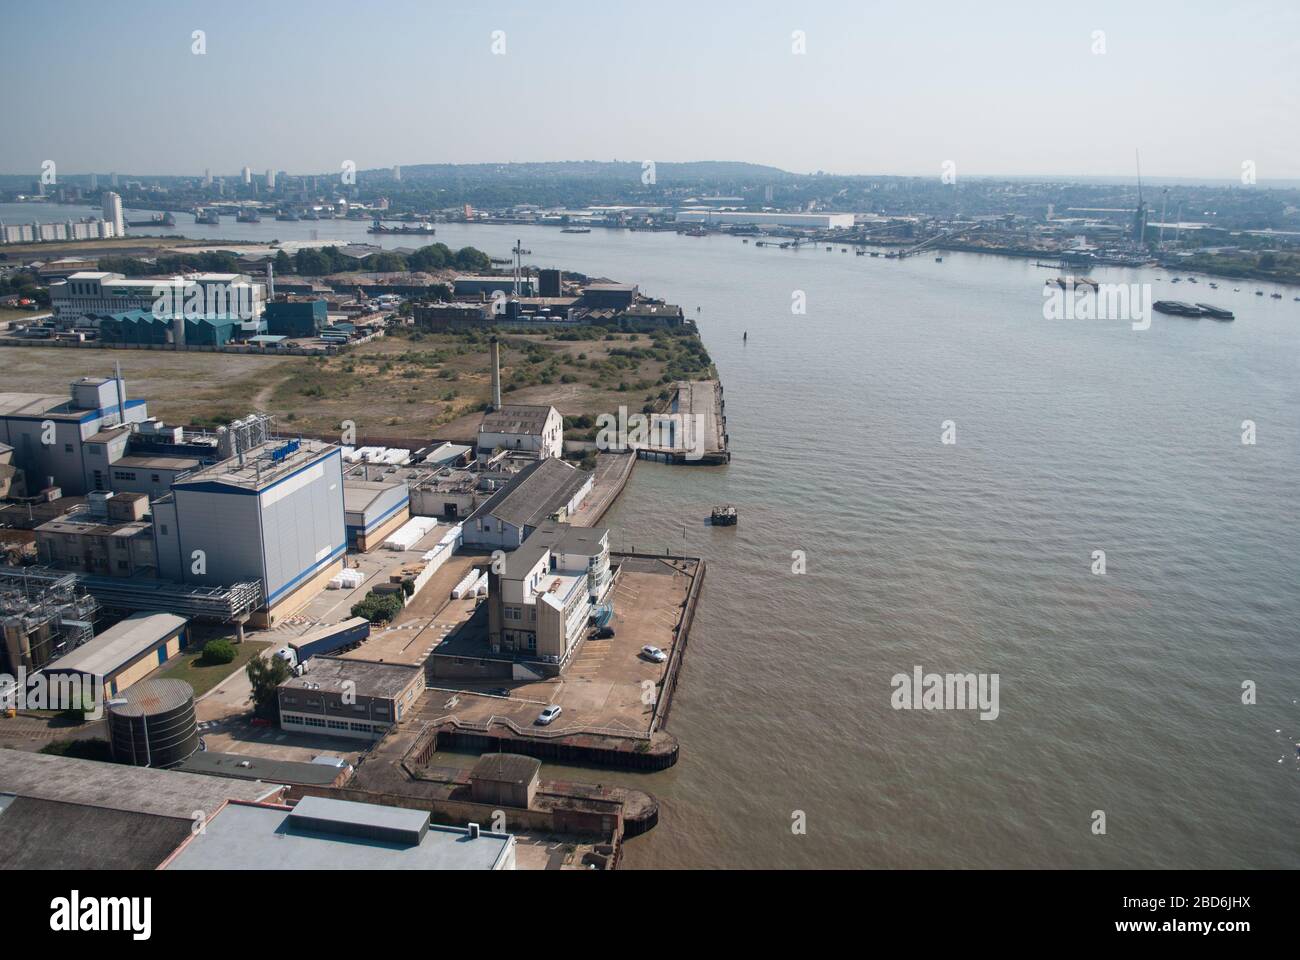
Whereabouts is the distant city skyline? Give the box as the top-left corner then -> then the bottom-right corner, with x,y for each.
2,0 -> 1297,180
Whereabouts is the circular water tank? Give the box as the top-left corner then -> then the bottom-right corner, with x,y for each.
106,678 -> 199,769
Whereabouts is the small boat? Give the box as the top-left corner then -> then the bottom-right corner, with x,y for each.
1209,282 -> 1218,289
1255,291 -> 1264,296
561,227 -> 591,234
1270,292 -> 1282,299
710,505 -> 737,526
934,256 -> 943,262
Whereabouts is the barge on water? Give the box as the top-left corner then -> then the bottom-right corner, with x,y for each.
1153,300 -> 1234,320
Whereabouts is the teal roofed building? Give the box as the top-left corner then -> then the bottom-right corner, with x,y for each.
91,310 -> 243,347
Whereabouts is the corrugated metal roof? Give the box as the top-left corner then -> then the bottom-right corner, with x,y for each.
44,612 -> 188,679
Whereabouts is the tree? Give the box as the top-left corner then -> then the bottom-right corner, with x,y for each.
201,638 -> 236,665
246,653 -> 293,721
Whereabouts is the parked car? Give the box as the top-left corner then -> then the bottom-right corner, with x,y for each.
535,704 -> 563,726
486,687 -> 510,697
641,645 -> 667,663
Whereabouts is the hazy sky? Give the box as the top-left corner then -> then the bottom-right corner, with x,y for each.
3,0 -> 1297,179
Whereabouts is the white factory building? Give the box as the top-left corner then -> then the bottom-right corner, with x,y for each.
488,522 -> 611,664
49,271 -> 266,329
675,210 -> 855,229
477,404 -> 563,461
151,437 -> 346,626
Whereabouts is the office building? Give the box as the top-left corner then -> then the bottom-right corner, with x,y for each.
278,656 -> 424,740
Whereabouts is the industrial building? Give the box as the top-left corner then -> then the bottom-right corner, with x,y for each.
175,751 -> 352,787
34,491 -> 155,577
675,210 -> 855,229
579,283 -> 639,310
0,750 -> 284,871
91,309 -> 246,347
278,656 -> 425,740
49,271 -> 265,329
462,458 -> 593,550
151,435 -> 346,627
0,442 -> 25,499
41,611 -> 189,697
106,453 -> 201,500
0,566 -> 96,674
264,298 -> 328,338
477,403 -> 564,461
106,677 -> 200,768
161,795 -> 516,870
0,375 -> 149,495
453,275 -> 538,297
487,521 -> 611,662
343,478 -> 411,552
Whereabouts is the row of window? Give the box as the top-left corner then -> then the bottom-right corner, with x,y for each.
282,712 -> 387,735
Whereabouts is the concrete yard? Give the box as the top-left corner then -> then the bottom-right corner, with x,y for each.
420,556 -> 694,741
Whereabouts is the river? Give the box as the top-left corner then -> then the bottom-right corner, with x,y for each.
7,202 -> 1300,868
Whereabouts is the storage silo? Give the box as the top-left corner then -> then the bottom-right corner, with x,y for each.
106,678 -> 199,768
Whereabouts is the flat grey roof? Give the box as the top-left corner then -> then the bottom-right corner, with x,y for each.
163,799 -> 513,870
281,656 -> 421,700
0,750 -> 281,819
343,478 -> 404,513
176,752 -> 345,787
112,454 -> 202,471
43,611 -> 188,679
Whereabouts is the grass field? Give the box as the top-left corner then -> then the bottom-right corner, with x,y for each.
1,324 -> 715,444
154,639 -> 270,698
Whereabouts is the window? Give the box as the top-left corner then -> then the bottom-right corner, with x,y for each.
64,444 -> 73,453
159,524 -> 168,535
151,474 -> 160,483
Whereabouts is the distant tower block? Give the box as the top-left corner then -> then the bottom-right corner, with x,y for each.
489,337 -> 502,411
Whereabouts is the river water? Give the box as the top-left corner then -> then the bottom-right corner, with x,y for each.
9,203 -> 1300,868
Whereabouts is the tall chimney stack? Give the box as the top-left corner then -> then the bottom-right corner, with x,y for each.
489,337 -> 502,411
113,361 -> 127,424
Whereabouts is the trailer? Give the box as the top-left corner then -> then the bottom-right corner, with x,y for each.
289,616 -> 371,662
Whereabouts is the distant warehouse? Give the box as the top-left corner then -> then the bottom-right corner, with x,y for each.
264,299 -> 327,338
675,210 -> 855,229
453,275 -> 538,297
41,611 -> 189,697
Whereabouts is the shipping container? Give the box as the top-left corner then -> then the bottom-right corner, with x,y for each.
289,616 -> 371,661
